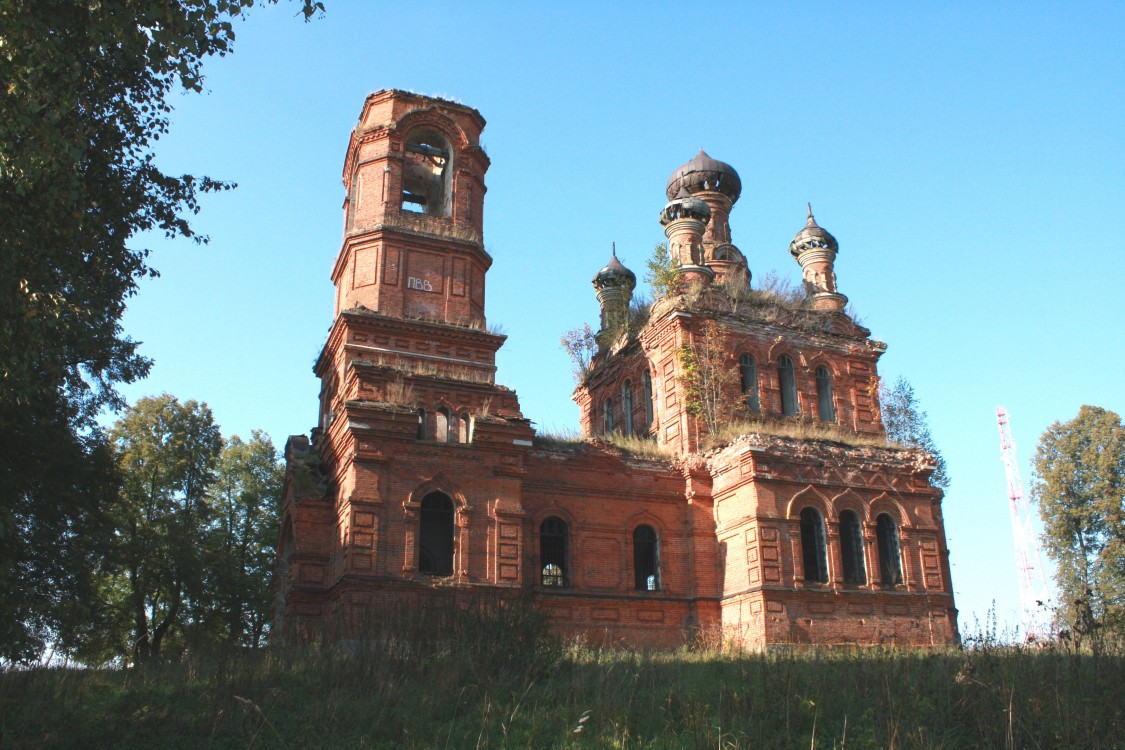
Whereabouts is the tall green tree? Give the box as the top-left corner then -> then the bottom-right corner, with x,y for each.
108,394 -> 222,660
201,431 -> 283,648
0,0 -> 320,663
1031,405 -> 1125,637
1,1 -> 325,410
879,376 -> 950,489
0,401 -> 118,664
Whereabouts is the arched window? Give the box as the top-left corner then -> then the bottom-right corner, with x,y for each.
739,354 -> 760,412
416,408 -> 427,440
540,517 -> 568,587
402,129 -> 452,217
447,411 -> 461,443
839,510 -> 866,585
779,355 -> 798,416
633,525 -> 660,591
642,371 -> 654,432
799,507 -> 828,584
435,408 -> 450,443
603,398 -> 614,434
278,522 -> 294,577
877,514 -> 903,586
419,492 -> 454,576
459,412 -> 472,444
622,380 -> 634,436
816,366 -> 835,422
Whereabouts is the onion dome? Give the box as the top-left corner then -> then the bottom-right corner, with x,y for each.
789,203 -> 838,257
592,247 -> 636,291
665,149 -> 742,202
659,193 -> 712,226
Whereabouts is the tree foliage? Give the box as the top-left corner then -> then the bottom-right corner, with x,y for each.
1031,405 -> 1125,638
107,394 -> 223,661
72,396 -> 283,663
0,0 -> 320,663
0,401 -> 118,664
644,243 -> 680,300
202,431 -> 283,649
2,0 -> 318,416
879,376 -> 950,489
560,323 -> 597,383
679,319 -> 742,437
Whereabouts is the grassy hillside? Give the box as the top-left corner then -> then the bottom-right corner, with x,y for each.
3,607 -> 1124,749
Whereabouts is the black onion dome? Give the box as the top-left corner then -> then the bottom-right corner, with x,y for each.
592,251 -> 637,290
665,149 -> 742,202
789,204 -> 838,257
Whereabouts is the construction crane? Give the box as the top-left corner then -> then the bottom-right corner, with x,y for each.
995,406 -> 1051,639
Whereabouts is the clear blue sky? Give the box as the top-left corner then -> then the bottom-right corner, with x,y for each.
112,1 -> 1125,634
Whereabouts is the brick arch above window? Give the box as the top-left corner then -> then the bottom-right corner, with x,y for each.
829,490 -> 869,523
804,355 -> 842,376
533,505 -> 578,529
785,485 -> 832,519
867,492 -> 909,527
405,473 -> 470,513
764,340 -> 801,363
391,108 -> 471,151
624,510 -> 666,536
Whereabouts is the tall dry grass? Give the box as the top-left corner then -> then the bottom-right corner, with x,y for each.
706,418 -> 891,451
534,429 -> 672,461
4,602 -> 1125,749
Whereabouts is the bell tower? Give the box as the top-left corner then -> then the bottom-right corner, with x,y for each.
333,89 -> 491,327
314,90 -> 525,436
275,92 -> 532,641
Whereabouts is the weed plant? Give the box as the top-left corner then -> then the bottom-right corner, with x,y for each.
706,418 -> 893,451
4,605 -> 1125,748
533,429 -> 671,461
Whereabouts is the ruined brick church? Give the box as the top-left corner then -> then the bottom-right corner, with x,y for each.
273,90 -> 958,647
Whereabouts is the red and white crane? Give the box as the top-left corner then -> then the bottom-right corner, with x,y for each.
995,406 -> 1051,639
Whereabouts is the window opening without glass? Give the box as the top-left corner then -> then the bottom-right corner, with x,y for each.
779,355 -> 798,416
633,525 -> 660,591
839,510 -> 866,584
800,507 -> 828,583
540,517 -> 568,587
419,492 -> 454,576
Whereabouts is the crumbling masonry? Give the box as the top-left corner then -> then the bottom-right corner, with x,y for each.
273,90 -> 958,648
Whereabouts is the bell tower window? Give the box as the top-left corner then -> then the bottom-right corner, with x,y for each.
402,129 -> 452,217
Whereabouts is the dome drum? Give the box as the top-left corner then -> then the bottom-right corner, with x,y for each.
806,291 -> 848,312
